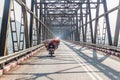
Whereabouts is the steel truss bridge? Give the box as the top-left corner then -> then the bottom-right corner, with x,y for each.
0,0 -> 120,80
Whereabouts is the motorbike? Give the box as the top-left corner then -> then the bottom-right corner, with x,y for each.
48,48 -> 55,57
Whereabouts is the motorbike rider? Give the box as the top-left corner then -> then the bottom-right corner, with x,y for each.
47,42 -> 55,56
48,42 -> 55,51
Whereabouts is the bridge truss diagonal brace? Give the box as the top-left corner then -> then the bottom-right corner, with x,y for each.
15,0 -> 54,37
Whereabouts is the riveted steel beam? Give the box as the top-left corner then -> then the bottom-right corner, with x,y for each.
29,0 -> 35,47
93,0 -> 100,43
103,0 -> 112,45
35,0 -> 40,45
21,0 -> 30,48
87,0 -> 94,43
114,1 -> 120,46
0,0 -> 12,56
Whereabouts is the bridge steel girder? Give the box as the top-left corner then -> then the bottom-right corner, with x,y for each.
35,0 -> 40,45
39,0 -> 43,43
103,0 -> 112,46
80,0 -> 94,43
72,17 -> 74,41
0,0 -> 12,56
70,18 -> 72,40
72,16 -> 76,41
29,0 -> 35,47
16,0 -> 54,40
87,0 -> 94,43
70,17 -> 74,41
36,2 -> 103,5
43,2 -> 47,41
75,12 -> 80,41
44,3 -> 49,40
93,0 -> 100,44
114,2 -> 120,46
21,0 -> 30,49
0,0 -> 56,55
40,0 -> 45,41
80,4 -> 85,42
84,5 -> 88,42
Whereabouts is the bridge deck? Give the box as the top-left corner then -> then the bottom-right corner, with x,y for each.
0,41 -> 120,80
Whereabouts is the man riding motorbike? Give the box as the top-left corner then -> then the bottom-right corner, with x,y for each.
48,42 -> 55,56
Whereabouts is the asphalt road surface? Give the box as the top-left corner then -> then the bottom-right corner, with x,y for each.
0,41 -> 120,80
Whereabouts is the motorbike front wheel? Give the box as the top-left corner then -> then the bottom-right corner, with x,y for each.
49,50 -> 54,57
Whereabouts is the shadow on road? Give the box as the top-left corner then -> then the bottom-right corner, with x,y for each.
64,42 -> 120,80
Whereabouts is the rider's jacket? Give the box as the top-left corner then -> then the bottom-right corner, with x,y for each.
48,43 -> 55,49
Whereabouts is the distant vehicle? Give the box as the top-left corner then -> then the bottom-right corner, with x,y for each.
48,42 -> 55,56
43,38 -> 60,56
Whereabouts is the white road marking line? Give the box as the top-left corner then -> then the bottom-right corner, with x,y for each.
64,41 -> 103,80
71,53 -> 103,80
77,55 -> 103,80
71,53 -> 97,80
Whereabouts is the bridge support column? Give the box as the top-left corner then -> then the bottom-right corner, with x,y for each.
93,0 -> 100,44
84,5 -> 88,42
75,12 -> 80,41
22,0 -> 30,48
87,0 -> 94,43
80,5 -> 85,42
39,0 -> 43,43
114,1 -> 120,46
29,0 -> 35,47
0,0 -> 12,56
103,0 -> 112,45
35,0 -> 40,45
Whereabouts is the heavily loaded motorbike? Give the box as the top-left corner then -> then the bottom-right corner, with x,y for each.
48,42 -> 55,56
43,38 -> 60,57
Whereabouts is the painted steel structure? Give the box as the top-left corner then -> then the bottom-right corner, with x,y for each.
0,0 -> 120,57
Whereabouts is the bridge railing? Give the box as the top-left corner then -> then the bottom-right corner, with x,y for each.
0,44 -> 44,68
68,40 -> 120,57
